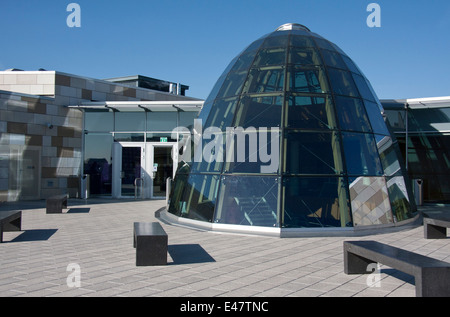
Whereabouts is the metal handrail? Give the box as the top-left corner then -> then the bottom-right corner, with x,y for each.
134,178 -> 143,199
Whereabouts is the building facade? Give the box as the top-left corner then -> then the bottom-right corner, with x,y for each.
0,70 -> 202,201
382,97 -> 450,203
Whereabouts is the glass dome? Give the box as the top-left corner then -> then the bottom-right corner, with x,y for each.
165,23 -> 418,236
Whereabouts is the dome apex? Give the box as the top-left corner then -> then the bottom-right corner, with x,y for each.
275,23 -> 310,32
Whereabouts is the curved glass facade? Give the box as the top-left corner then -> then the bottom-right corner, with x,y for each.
167,23 -> 417,235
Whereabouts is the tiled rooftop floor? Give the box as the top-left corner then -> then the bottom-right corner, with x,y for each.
0,199 -> 449,297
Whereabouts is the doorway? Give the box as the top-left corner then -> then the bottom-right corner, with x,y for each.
112,142 -> 176,199
152,145 -> 174,198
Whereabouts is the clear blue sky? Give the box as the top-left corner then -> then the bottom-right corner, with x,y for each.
1,0 -> 449,100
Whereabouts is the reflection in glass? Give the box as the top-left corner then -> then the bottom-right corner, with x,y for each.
283,177 -> 351,228
352,73 -> 376,102
224,128 -> 280,174
215,176 -> 279,227
84,133 -> 113,196
349,177 -> 393,226
342,132 -> 383,176
233,94 -> 283,128
115,112 -> 145,131
327,68 -> 359,97
286,95 -> 337,130
216,71 -> 248,99
289,47 -> 321,66
386,176 -> 412,222
364,100 -> 390,135
170,174 -> 219,222
287,67 -> 328,93
284,131 -> 343,175
321,49 -> 347,70
243,67 -> 285,94
252,48 -> 287,67
204,97 -> 239,131
147,111 -> 178,131
290,35 -> 315,48
335,96 -> 372,132
85,111 -> 113,132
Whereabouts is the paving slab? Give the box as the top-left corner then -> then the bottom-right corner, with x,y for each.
0,199 -> 449,298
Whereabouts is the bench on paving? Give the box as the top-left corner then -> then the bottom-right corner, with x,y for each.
46,194 -> 67,214
133,222 -> 168,266
344,240 -> 450,297
423,214 -> 450,239
0,210 -> 22,243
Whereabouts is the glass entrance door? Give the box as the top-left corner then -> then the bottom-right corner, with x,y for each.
112,142 -> 146,198
121,146 -> 143,197
152,146 -> 174,198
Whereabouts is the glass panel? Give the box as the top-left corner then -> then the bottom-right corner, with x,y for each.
168,174 -> 188,216
386,176 -> 413,222
178,111 -> 198,130
216,70 -> 248,99
289,47 -> 322,66
177,174 -> 220,222
230,50 -> 257,72
146,133 -> 178,143
282,177 -> 351,228
83,133 -> 113,196
84,111 -> 113,132
215,175 -> 279,227
327,68 -> 359,97
205,75 -> 226,103
114,133 -> 144,142
242,67 -> 285,94
287,67 -> 328,93
252,48 -> 287,67
349,177 -> 393,226
153,146 -> 173,197
321,49 -> 347,70
290,35 -> 315,48
335,96 -> 372,132
190,131 -> 225,173
341,55 -> 361,74
196,101 -> 213,124
364,100 -> 390,135
352,73 -> 376,102
375,135 -> 402,177
342,132 -> 384,176
121,146 -> 141,197
313,38 -> 336,51
204,97 -> 239,131
261,34 -> 289,48
232,94 -> 283,128
284,131 -> 343,175
224,128 -> 280,174
147,112 -> 178,131
286,95 -> 337,130
115,112 -> 145,131
242,37 -> 265,54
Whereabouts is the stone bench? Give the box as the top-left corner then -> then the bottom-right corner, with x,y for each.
344,240 -> 450,297
0,210 -> 22,243
423,214 -> 450,239
46,194 -> 68,214
133,222 -> 168,266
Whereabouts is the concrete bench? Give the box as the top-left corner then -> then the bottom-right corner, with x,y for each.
46,194 -> 67,214
423,214 -> 450,239
133,222 -> 168,266
344,240 -> 450,297
0,210 -> 22,243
